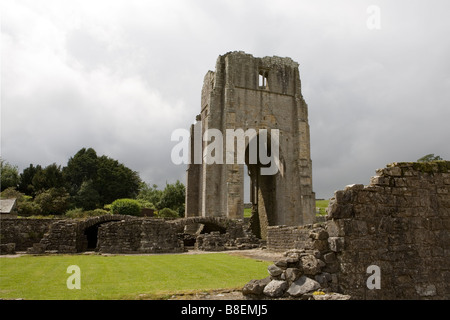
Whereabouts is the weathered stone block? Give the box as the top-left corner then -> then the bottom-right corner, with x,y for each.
299,254 -> 322,275
328,237 -> 345,252
242,277 -> 271,296
263,280 -> 288,298
287,276 -> 320,297
283,268 -> 302,283
267,264 -> 283,277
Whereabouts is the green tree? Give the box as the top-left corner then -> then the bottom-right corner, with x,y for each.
18,164 -> 39,195
63,148 -> 98,195
74,180 -> 100,210
417,154 -> 443,162
94,156 -> 141,205
31,163 -> 64,194
157,180 -> 185,217
137,182 -> 163,207
0,159 -> 20,191
34,187 -> 70,215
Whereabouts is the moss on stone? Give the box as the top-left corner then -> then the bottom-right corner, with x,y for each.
387,161 -> 450,174
412,161 -> 450,174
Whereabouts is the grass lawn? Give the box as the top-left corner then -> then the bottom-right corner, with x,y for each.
316,199 -> 330,216
243,208 -> 252,218
0,253 -> 270,300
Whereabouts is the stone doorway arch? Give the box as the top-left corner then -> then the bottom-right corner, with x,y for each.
77,215 -> 135,252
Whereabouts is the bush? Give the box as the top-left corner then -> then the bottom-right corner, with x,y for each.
65,208 -> 112,219
136,199 -> 156,210
110,198 -> 141,216
65,208 -> 85,218
158,207 -> 179,218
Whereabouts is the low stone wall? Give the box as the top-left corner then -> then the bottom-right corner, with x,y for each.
98,219 -> 183,254
266,224 -> 318,251
1,215 -> 256,254
0,218 -> 59,251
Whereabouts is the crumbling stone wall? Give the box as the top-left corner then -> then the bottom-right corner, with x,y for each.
2,215 -> 257,254
327,161 -> 450,300
0,218 -> 59,251
243,224 -> 346,299
254,161 -> 449,299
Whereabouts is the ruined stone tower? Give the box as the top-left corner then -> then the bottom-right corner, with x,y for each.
185,51 -> 315,239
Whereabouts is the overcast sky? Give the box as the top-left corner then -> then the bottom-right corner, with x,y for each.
1,0 -> 449,199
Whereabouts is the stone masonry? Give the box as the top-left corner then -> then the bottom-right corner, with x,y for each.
186,51 -> 315,240
327,161 -> 450,299
0,218 -> 58,251
2,215 -> 257,254
245,161 -> 450,300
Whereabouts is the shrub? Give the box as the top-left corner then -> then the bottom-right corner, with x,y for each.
110,198 -> 141,216
136,199 -> 156,210
65,208 -> 85,218
89,208 -> 110,216
158,207 -> 179,218
65,208 -> 112,219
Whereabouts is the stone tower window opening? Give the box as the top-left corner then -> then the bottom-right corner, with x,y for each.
258,70 -> 268,88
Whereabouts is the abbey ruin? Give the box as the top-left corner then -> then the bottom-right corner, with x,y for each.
185,51 -> 315,239
1,52 -> 448,300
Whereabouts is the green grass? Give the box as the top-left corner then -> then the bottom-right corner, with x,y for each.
244,201 -> 330,217
316,199 -> 330,216
0,253 -> 270,300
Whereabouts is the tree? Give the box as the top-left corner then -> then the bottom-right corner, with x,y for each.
94,155 -> 141,205
61,148 -> 141,207
74,180 -> 100,210
34,187 -> 70,215
18,164 -> 39,195
157,180 -> 185,217
0,159 -> 20,191
137,182 -> 163,207
417,154 -> 443,162
31,163 -> 64,194
63,148 -> 98,195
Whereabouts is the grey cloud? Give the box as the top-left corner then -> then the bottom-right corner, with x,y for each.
2,0 -> 450,199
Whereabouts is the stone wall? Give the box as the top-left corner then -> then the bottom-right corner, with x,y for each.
327,161 -> 450,300
1,215 -> 257,254
266,224 -> 316,251
97,219 -> 183,254
258,161 -> 449,299
0,218 -> 59,251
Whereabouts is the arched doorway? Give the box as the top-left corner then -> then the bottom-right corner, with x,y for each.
245,132 -> 279,239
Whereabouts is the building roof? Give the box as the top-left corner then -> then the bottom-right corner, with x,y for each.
0,198 -> 17,214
